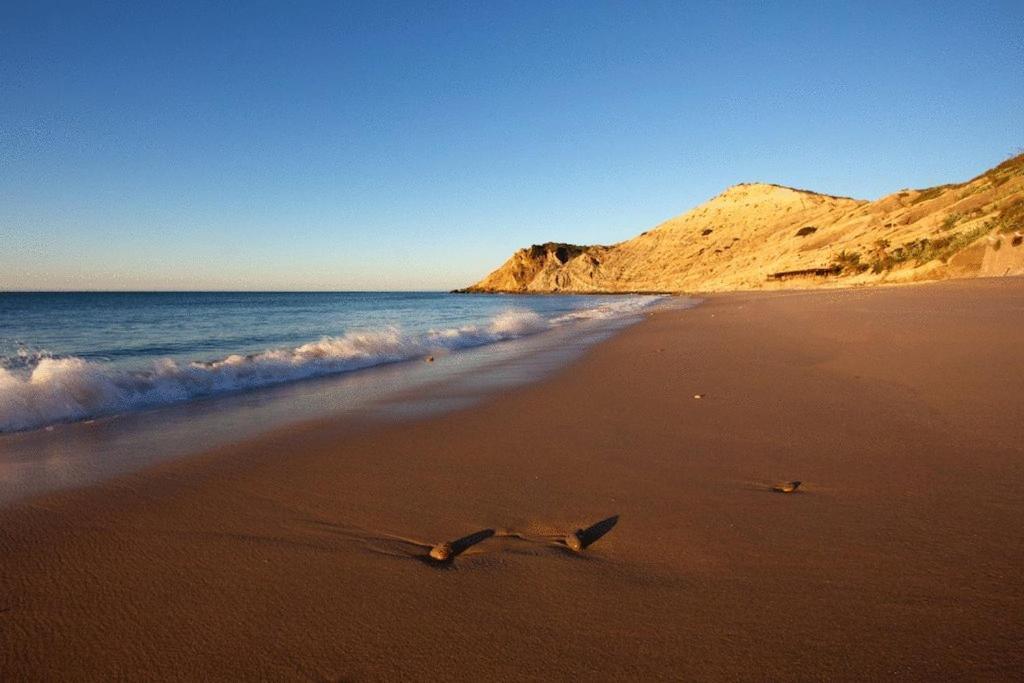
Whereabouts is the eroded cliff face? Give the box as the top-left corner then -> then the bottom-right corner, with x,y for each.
461,154 -> 1024,293
465,242 -> 615,292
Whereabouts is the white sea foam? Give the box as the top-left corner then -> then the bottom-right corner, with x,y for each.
0,298 -> 663,433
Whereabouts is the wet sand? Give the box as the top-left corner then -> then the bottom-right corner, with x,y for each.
2,278 -> 1023,680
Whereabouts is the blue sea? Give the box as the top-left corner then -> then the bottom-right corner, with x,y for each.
0,292 -> 664,433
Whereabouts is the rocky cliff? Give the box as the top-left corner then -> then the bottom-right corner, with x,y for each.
461,154 -> 1024,293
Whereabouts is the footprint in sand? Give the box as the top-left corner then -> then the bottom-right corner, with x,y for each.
300,515 -> 620,565
299,519 -> 499,565
493,515 -> 620,555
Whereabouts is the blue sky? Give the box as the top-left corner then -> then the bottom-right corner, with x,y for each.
2,1 -> 1021,290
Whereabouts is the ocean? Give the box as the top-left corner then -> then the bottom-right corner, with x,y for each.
0,291 -> 665,433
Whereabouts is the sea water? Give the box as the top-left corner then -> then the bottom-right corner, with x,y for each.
0,292 -> 664,433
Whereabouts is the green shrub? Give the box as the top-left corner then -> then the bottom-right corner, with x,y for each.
996,199 -> 1024,234
939,213 -> 961,231
831,250 -> 868,274
864,223 -> 992,272
910,185 -> 952,205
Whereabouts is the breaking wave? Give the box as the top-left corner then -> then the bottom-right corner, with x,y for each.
0,298 -> 662,433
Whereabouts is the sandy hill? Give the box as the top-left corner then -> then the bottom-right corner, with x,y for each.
461,153 -> 1024,293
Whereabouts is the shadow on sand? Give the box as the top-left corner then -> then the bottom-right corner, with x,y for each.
565,514 -> 619,552
423,528 -> 496,567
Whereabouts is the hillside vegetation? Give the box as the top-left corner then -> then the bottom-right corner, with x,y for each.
462,153 -> 1024,293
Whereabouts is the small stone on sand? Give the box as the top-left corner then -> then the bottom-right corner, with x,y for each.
425,356 -> 434,363
693,394 -> 705,399
428,542 -> 452,561
565,530 -> 585,552
771,480 -> 802,493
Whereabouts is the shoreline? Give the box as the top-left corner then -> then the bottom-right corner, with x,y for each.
0,292 -> 672,436
0,299 -> 684,505
2,277 -> 1022,679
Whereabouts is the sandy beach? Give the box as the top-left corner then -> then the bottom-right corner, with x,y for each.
2,278 -> 1023,680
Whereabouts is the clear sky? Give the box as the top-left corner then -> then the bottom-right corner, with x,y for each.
2,1 -> 1022,291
